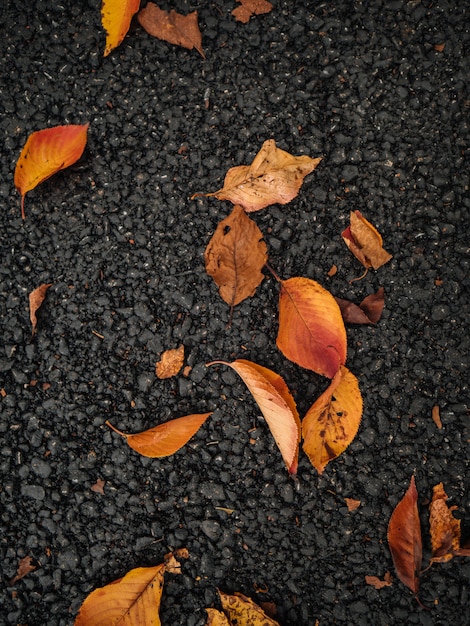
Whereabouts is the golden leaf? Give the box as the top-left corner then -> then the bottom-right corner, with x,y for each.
101,0 -> 140,57
156,345 -> 185,379
219,590 -> 280,625
342,211 -> 392,270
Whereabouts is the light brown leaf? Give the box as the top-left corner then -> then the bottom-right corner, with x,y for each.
232,0 -> 273,23
199,139 -> 321,212
205,205 -> 268,310
101,0 -> 140,56
138,3 -> 205,58
342,211 -> 392,270
106,413 -> 212,458
387,475 -> 422,594
91,478 -> 106,495
365,574 -> 392,590
302,366 -> 363,474
219,590 -> 280,625
344,497 -> 361,511
431,405 -> 443,429
156,345 -> 185,379
29,284 -> 52,336
8,556 -> 39,586
335,287 -> 385,325
429,482 -> 470,562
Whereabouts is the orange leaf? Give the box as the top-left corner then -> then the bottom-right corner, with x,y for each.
302,366 -> 362,474
29,283 -> 52,336
156,345 -> 185,379
199,139 -> 321,212
431,405 -> 443,429
205,608 -> 232,625
342,211 -> 392,270
276,277 -> 347,378
101,0 -> 140,57
219,590 -> 280,625
138,3 -> 205,58
232,0 -> 273,23
106,413 -> 212,458
335,287 -> 385,325
387,475 -> 422,594
209,360 -> 300,474
429,482 -> 470,562
365,574 -> 392,590
205,205 -> 268,310
14,124 -> 89,219
344,497 -> 361,512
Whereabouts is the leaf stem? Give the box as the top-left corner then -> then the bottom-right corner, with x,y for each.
105,420 -> 127,438
265,262 -> 282,282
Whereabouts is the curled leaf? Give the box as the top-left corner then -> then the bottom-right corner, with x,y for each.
335,287 -> 385,325
387,475 -> 422,594
342,211 -> 392,270
302,366 -> 362,474
276,277 -> 347,379
101,0 -> 140,56
106,413 -> 212,458
14,124 -> 89,219
219,591 -> 280,626
429,482 -> 470,562
156,345 -> 185,379
232,0 -> 273,23
29,283 -> 52,336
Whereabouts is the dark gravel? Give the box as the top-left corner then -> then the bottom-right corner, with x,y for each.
1,1 -> 469,625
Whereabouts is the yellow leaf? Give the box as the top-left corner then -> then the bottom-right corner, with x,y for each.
302,366 -> 363,474
219,591 -> 280,625
156,345 -> 185,379
101,0 -> 140,57
205,608 -> 232,625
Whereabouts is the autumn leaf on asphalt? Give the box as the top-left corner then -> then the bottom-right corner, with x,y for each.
29,283 -> 52,336
91,478 -> 106,495
14,124 -> 89,219
342,211 -> 392,271
344,497 -> 361,512
335,287 -> 385,324
365,573 -> 392,590
138,3 -> 205,58
276,277 -> 347,379
208,359 -> 300,474
156,345 -> 185,379
101,0 -> 140,56
387,475 -> 422,594
218,591 -> 280,625
429,483 -> 470,563
106,413 -> 212,458
8,556 -> 39,586
205,205 -> 268,311
232,0 -> 273,23
302,366 -> 363,474
206,609 -> 231,625
197,139 -> 321,212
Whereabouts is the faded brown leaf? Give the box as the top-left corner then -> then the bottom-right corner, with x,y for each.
91,478 -> 105,495
156,345 -> 185,379
365,574 -> 392,590
232,0 -> 273,23
431,405 -> 443,429
8,556 -> 39,586
29,284 -> 52,336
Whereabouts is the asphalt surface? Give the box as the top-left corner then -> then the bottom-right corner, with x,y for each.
1,1 -> 469,625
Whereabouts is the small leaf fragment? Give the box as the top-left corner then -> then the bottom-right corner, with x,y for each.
156,345 -> 185,379
335,287 -> 385,325
387,475 -> 422,594
90,478 -> 106,495
29,283 -> 52,336
101,0 -> 140,56
232,0 -> 273,23
344,497 -> 361,511
342,211 -> 392,270
219,590 -> 280,626
205,609 -> 231,626
431,405 -> 443,429
8,556 -> 39,586
365,574 -> 392,590
429,482 -> 470,562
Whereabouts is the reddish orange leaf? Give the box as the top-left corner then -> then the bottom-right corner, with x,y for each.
205,205 -> 268,310
335,287 -> 385,325
342,211 -> 392,270
29,283 -> 52,336
232,0 -> 273,23
387,475 -> 422,594
138,3 -> 205,58
14,124 -> 89,219
209,360 -> 300,474
302,366 -> 362,474
219,591 -> 280,625
106,413 -> 212,458
198,139 -> 321,212
429,482 -> 470,562
276,277 -> 347,379
101,0 -> 140,57
365,574 -> 392,590
8,556 -> 39,586
156,345 -> 185,379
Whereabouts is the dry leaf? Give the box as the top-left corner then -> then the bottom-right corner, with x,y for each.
205,205 -> 268,310
387,475 -> 422,594
335,287 -> 385,324
91,478 -> 105,495
106,413 -> 212,458
15,124 -> 89,219
206,609 -> 232,626
8,556 -> 39,586
429,483 -> 470,562
365,574 -> 392,590
156,345 -> 185,379
138,3 -> 205,58
232,0 -> 273,23
219,590 -> 280,626
276,277 -> 347,379
431,405 -> 443,429
198,139 -> 321,212
163,547 -> 189,574
302,366 -> 363,474
29,284 -> 52,336
342,211 -> 392,270
344,497 -> 361,511
101,0 -> 140,56
327,264 -> 338,277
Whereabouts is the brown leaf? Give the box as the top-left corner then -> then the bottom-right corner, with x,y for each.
335,287 -> 385,325
91,478 -> 105,495
29,284 -> 52,336
8,556 -> 39,586
387,475 -> 422,594
218,590 -> 280,625
199,139 -> 321,212
431,405 -> 443,429
429,483 -> 470,562
156,345 -> 185,379
359,287 -> 385,323
342,211 -> 392,270
205,205 -> 268,310
344,497 -> 361,512
232,0 -> 273,23
138,3 -> 205,58
365,574 -> 392,589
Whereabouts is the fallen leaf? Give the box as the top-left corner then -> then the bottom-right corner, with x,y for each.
232,0 -> 273,23
91,478 -> 105,495
344,497 -> 361,511
198,139 -> 321,212
29,284 -> 52,336
138,3 -> 205,58
431,405 -> 443,429
14,124 -> 89,219
8,556 -> 39,586
387,475 -> 422,594
276,277 -> 347,378
205,609 -> 231,626
434,43 -> 445,52
101,0 -> 140,57
327,264 -> 338,277
163,548 -> 189,574
429,483 -> 470,562
219,591 -> 280,625
342,211 -> 392,270
205,205 -> 268,311
335,287 -> 385,324
156,345 -> 185,379
208,360 -> 300,474
106,413 -> 212,458
365,574 -> 392,589
302,366 -> 363,474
